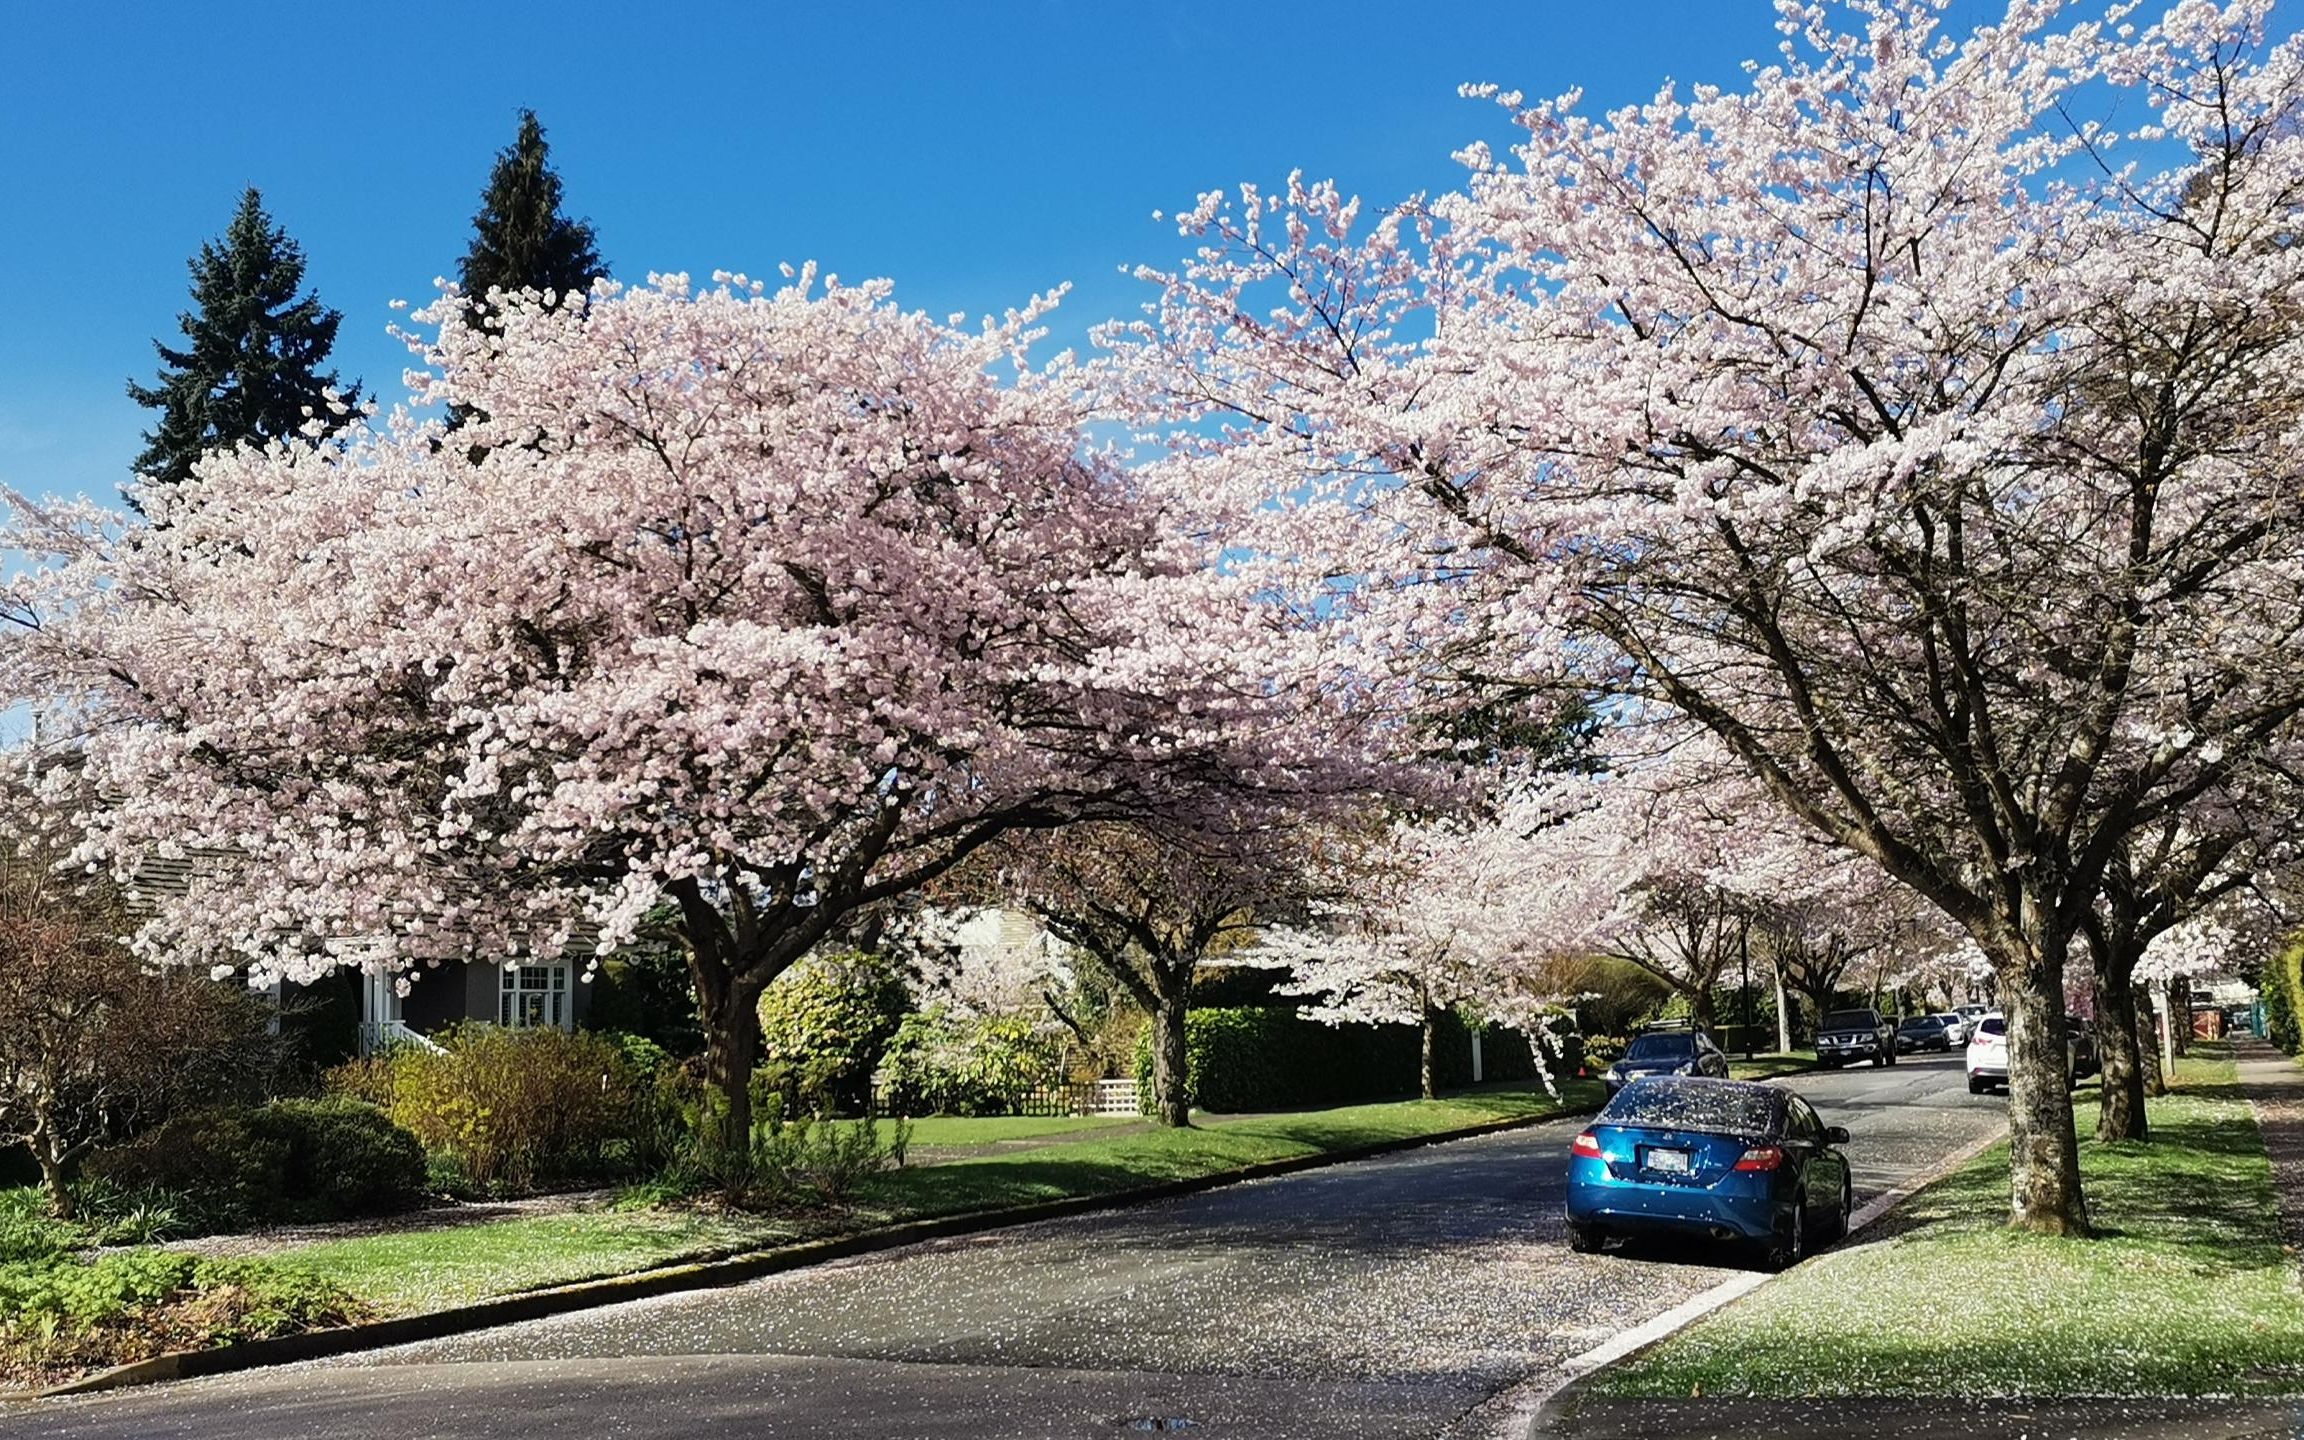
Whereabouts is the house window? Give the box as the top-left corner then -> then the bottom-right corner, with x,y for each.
499,964 -> 570,1030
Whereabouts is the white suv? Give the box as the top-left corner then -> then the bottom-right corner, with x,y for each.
1965,1013 -> 2008,1094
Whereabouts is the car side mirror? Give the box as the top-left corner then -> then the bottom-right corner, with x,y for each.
1826,1125 -> 1850,1145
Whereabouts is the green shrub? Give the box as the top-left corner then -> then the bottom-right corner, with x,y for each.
755,949 -> 912,1115
263,1099 -> 426,1220
84,1100 -> 426,1231
879,1008 -> 1067,1115
348,1025 -> 643,1194
86,1109 -> 290,1231
1130,1006 -> 1553,1113
0,1250 -> 359,1361
2265,940 -> 2302,1054
0,1189 -> 76,1265
675,1106 -> 911,1210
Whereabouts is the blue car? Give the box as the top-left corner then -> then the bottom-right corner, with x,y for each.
1565,1076 -> 1854,1269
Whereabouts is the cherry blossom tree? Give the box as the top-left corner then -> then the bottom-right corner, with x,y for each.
1,273 -> 1354,1151
1113,1 -> 2304,1234
1254,788 -> 1576,1100
977,814 -> 1324,1126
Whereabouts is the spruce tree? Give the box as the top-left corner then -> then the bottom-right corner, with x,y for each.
458,109 -> 606,325
126,188 -> 361,508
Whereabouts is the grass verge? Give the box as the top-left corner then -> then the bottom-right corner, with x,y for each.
901,1114 -> 1149,1149
1727,1051 -> 1819,1081
1594,1045 -> 2304,1399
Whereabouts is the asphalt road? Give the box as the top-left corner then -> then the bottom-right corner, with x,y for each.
3,1053 -> 2005,1440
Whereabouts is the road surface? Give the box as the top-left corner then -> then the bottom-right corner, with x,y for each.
2,1053 -> 2004,1440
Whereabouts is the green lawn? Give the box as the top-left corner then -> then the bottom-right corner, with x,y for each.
900,1114 -> 1149,1148
283,1209 -> 802,1314
1597,1046 -> 2304,1399
267,1079 -> 1601,1318
1728,1051 -> 1819,1081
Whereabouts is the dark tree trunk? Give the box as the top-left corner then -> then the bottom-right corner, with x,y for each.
2094,966 -> 2149,1143
1150,989 -> 1191,1127
2001,953 -> 2090,1235
1420,1001 -> 1440,1101
2170,977 -> 2191,1056
697,970 -> 768,1160
33,1137 -> 72,1220
2136,989 -> 2166,1097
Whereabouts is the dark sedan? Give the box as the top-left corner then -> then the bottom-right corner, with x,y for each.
1565,1076 -> 1854,1270
1600,1028 -> 1731,1095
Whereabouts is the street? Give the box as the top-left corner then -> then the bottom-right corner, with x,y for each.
1,1055 -> 2005,1440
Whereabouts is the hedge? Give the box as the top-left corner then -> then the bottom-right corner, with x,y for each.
2267,939 -> 2303,1055
1133,1006 -> 1546,1113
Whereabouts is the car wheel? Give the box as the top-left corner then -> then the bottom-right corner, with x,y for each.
1820,1172 -> 1853,1243
1567,1224 -> 1602,1254
1967,1077 -> 1986,1095
1760,1198 -> 1805,1271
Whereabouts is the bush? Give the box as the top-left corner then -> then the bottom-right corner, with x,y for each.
341,1025 -> 643,1194
879,1008 -> 1067,1116
0,1249 -> 361,1375
1131,1006 -> 1547,1113
2265,941 -> 2302,1055
263,1099 -> 426,1219
755,949 -> 912,1115
86,1109 -> 290,1231
673,1103 -> 911,1210
85,1100 -> 426,1231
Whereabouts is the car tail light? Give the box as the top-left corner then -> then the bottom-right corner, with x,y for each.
1572,1130 -> 1603,1159
1733,1145 -> 1786,1172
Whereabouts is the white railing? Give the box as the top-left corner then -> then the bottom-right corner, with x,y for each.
1078,1079 -> 1142,1118
358,1019 -> 446,1056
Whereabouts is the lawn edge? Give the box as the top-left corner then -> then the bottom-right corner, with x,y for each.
6,1091 -> 1600,1405
1487,1117 -> 2011,1439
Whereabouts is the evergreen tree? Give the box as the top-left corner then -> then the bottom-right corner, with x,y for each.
458,109 -> 606,325
126,188 -> 361,508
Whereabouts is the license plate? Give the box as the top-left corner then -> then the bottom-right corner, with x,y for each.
1646,1147 -> 1691,1173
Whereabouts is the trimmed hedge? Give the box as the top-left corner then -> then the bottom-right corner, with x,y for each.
2267,939 -> 2303,1055
1134,1006 -> 1546,1113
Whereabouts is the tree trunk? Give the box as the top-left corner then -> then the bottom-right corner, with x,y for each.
2136,989 -> 2166,1098
34,1140 -> 72,1220
2170,977 -> 2191,1056
1420,1001 -> 1440,1101
698,974 -> 768,1161
1689,987 -> 1717,1036
1774,970 -> 1792,1054
2093,966 -> 2148,1143
1150,990 -> 1191,1127
2002,955 -> 2090,1235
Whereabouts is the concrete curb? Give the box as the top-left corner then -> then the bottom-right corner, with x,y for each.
8,1093 -> 1602,1405
1488,1118 -> 2012,1440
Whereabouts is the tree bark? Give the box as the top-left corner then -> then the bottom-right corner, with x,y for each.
2002,955 -> 2090,1235
33,1135 -> 72,1220
2136,989 -> 2166,1098
2170,977 -> 2191,1056
2093,965 -> 2149,1143
1774,969 -> 1792,1053
1420,1000 -> 1440,1101
1149,989 -> 1191,1127
697,972 -> 768,1161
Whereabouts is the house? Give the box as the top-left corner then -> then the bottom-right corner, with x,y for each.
125,850 -> 596,1056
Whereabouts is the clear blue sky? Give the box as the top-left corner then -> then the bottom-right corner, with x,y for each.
0,1 -> 2192,506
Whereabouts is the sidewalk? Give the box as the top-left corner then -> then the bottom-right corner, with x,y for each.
2234,1037 -> 2304,1276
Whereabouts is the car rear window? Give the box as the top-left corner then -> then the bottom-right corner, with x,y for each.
1821,1010 -> 1875,1030
1625,1033 -> 1696,1060
1898,1017 -> 1936,1031
1977,1017 -> 2005,1037
1601,1080 -> 1777,1136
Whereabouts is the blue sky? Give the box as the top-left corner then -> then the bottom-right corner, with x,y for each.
0,2 -> 2221,506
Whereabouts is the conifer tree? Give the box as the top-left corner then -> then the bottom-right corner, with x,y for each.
126,188 -> 360,507
458,110 -> 606,326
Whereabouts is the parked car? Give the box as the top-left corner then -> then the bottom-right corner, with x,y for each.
1966,1011 -> 2095,1093
1895,1014 -> 1954,1053
1816,1008 -> 1897,1068
1601,1023 -> 1731,1096
1965,1012 -> 2008,1093
1565,1076 -> 1855,1270
1935,1013 -> 1970,1046
1955,1004 -> 1990,1027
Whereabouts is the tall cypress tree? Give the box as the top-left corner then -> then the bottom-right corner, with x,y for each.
126,188 -> 362,507
459,109 -> 606,324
